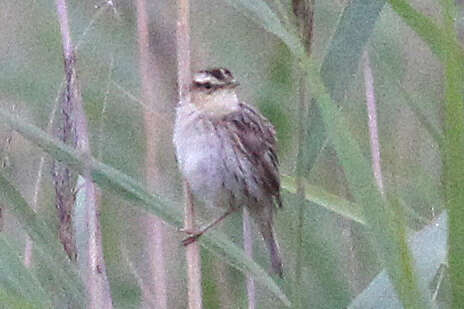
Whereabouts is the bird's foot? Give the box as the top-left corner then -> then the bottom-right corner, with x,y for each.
182,232 -> 203,246
178,227 -> 203,246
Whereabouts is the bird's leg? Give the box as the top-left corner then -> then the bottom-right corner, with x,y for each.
182,208 -> 236,246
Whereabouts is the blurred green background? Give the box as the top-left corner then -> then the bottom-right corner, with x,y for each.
0,0 -> 460,308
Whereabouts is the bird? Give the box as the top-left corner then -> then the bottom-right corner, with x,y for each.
173,67 -> 283,277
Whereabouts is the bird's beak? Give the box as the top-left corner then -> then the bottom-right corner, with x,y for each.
230,80 -> 240,88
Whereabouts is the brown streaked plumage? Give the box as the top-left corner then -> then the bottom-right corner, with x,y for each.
174,68 -> 283,276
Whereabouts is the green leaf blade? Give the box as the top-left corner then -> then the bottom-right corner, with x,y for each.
0,108 -> 291,307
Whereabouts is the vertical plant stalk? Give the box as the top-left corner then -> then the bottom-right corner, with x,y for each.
441,1 -> 464,308
26,1 -> 110,269
293,74 -> 309,309
362,50 -> 430,309
183,183 -> 202,309
55,0 -> 113,307
53,1 -> 79,263
176,0 -> 202,308
242,207 -> 255,309
176,0 -> 192,106
362,51 -> 384,195
135,0 -> 168,307
292,1 -> 314,308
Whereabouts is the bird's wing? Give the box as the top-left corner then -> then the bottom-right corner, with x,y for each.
220,102 -> 282,208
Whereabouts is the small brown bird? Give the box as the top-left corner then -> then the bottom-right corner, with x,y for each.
173,68 -> 283,276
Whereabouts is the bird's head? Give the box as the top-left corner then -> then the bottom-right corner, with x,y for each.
192,67 -> 239,91
190,68 -> 240,116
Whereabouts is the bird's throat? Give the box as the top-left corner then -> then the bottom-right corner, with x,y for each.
193,90 -> 240,118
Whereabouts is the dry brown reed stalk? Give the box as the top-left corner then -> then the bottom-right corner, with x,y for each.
25,1 -> 111,270
53,1 -> 79,264
55,0 -> 113,307
135,0 -> 168,307
176,0 -> 202,308
362,51 -> 384,195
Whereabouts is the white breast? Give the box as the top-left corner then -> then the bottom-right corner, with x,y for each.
174,101 -> 267,209
173,104 -> 229,206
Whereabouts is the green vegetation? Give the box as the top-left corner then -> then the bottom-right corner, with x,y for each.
0,0 -> 460,308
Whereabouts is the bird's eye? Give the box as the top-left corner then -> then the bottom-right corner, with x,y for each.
204,83 -> 212,89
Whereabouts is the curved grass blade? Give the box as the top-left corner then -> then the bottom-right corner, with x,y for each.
224,0 -> 434,301
281,175 -> 365,225
321,0 -> 387,101
318,94 -> 433,308
221,0 -> 304,58
349,213 -> 447,308
388,0 -> 464,63
440,1 -> 464,307
0,173 -> 85,306
0,109 -> 291,307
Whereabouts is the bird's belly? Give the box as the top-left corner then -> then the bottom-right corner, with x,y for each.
176,127 -> 239,207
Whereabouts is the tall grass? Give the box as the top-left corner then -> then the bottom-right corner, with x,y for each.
0,0 -> 459,307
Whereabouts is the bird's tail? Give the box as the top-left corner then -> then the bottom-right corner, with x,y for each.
258,221 -> 283,277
